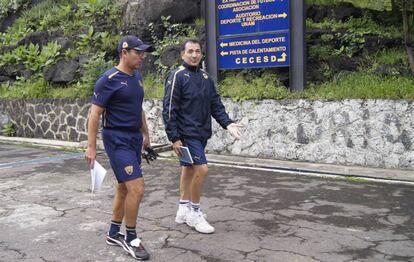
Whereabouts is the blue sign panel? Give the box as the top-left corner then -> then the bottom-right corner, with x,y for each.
217,0 -> 289,36
218,32 -> 289,69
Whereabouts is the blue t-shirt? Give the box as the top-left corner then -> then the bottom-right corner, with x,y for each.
91,67 -> 144,131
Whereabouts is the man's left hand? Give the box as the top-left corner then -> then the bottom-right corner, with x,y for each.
227,123 -> 243,139
143,133 -> 150,149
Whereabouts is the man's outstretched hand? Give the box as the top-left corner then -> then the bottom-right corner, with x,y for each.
142,147 -> 159,164
227,123 -> 243,139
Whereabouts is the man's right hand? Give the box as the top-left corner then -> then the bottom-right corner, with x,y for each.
172,140 -> 183,156
85,147 -> 96,169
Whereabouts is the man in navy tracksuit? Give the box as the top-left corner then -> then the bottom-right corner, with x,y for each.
86,35 -> 151,260
162,39 -> 242,234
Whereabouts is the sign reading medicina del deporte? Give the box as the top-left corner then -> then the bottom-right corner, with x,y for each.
217,0 -> 290,69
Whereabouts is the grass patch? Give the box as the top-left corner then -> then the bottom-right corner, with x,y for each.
1,72 -> 413,100
143,74 -> 164,99
218,72 -> 291,101
304,73 -> 414,100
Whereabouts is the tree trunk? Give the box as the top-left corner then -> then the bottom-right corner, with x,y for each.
402,0 -> 414,75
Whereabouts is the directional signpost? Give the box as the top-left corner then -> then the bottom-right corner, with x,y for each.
205,0 -> 306,91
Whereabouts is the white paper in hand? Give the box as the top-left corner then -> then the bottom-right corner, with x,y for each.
90,160 -> 107,193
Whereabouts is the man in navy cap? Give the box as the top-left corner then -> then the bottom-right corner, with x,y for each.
85,35 -> 152,260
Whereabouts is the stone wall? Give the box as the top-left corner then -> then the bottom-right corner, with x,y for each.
0,99 -> 90,141
0,99 -> 412,170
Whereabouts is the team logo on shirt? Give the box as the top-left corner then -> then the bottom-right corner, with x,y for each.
120,81 -> 128,87
124,165 -> 134,175
203,73 -> 208,79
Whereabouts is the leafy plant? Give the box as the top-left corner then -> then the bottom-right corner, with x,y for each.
148,16 -> 197,76
218,72 -> 290,101
79,52 -> 115,97
143,74 -> 165,99
0,77 -> 52,98
0,42 -> 61,75
1,122 -> 16,137
0,0 -> 30,20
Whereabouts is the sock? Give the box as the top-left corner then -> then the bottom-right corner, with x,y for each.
191,202 -> 200,213
126,225 -> 137,243
108,220 -> 122,237
179,199 -> 189,209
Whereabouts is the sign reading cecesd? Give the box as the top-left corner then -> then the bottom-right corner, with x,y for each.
217,0 -> 289,36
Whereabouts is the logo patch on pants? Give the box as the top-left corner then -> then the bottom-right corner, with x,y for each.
124,165 -> 134,175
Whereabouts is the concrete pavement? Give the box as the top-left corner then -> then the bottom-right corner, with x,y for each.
0,141 -> 414,261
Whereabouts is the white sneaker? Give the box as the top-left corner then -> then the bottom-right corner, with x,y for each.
186,211 -> 215,234
175,206 -> 190,224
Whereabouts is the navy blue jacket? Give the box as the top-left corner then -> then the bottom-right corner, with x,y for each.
162,62 -> 233,142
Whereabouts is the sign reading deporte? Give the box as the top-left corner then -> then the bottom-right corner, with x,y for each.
217,0 -> 289,36
218,32 -> 289,69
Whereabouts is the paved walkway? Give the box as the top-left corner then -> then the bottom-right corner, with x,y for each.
0,141 -> 413,261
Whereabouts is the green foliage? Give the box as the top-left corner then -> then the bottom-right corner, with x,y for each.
0,24 -> 33,47
307,14 -> 402,58
305,0 -> 392,11
0,78 -> 52,98
304,73 -> 414,99
373,48 -> 408,66
76,27 -> 120,54
1,0 -> 122,50
148,16 -> 197,76
79,52 -> 115,97
143,74 -> 165,99
0,42 -> 60,75
0,0 -> 30,20
307,15 -> 401,38
308,45 -> 335,60
219,72 -> 291,101
1,122 -> 16,137
195,18 -> 205,27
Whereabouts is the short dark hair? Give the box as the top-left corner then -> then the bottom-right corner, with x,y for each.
181,38 -> 202,52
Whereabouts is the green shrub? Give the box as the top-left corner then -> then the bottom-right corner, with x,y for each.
1,122 -> 16,137
143,74 -> 165,99
304,73 -> 414,99
218,72 -> 290,101
0,42 -> 60,75
148,16 -> 197,76
80,52 -> 115,97
0,78 -> 52,98
0,0 -> 30,20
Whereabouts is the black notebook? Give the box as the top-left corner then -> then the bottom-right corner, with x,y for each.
179,146 -> 194,164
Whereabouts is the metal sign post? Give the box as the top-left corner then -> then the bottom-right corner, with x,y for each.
205,0 -> 218,83
289,0 -> 306,91
206,0 -> 306,91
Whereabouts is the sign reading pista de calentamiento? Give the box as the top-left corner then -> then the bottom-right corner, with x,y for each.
217,0 -> 290,69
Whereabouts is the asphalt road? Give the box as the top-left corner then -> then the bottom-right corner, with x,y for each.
0,143 -> 413,262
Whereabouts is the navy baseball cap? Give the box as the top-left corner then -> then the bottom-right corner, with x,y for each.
117,35 -> 151,53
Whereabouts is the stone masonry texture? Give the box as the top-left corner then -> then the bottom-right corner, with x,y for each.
0,99 -> 412,170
